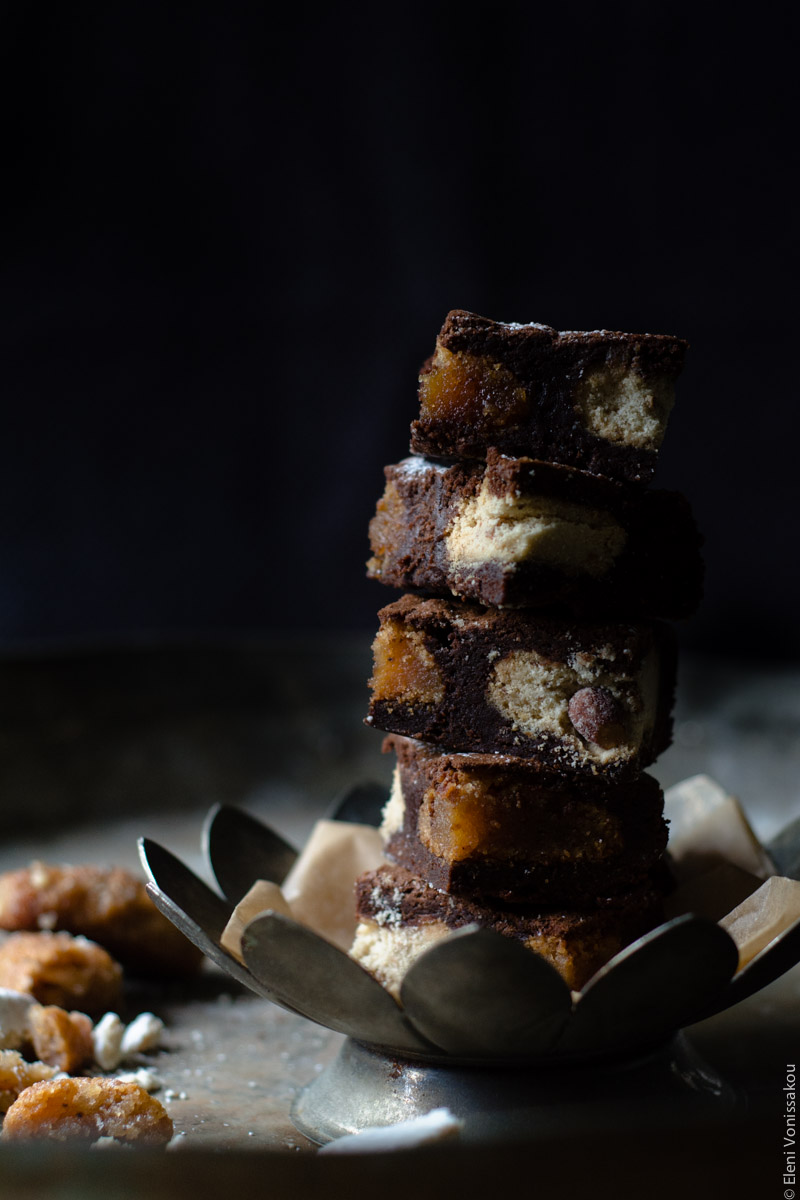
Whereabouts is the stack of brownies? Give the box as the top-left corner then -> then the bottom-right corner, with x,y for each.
350,310 -> 703,997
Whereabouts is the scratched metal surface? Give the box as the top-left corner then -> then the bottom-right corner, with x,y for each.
0,637 -> 797,1156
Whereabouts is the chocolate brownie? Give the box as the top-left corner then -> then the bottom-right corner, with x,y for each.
410,310 -> 687,484
380,735 -> 668,904
367,451 -> 703,618
351,863 -> 664,994
367,595 -> 676,776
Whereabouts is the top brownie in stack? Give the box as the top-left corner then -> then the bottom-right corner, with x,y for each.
410,309 -> 688,485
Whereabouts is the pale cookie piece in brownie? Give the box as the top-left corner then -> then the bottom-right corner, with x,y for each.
368,451 -> 703,617
367,595 -> 676,777
410,310 -> 687,484
380,735 -> 668,904
351,864 -> 664,995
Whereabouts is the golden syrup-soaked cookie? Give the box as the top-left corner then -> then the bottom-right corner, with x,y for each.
0,1050 -> 56,1113
0,863 -> 202,977
1,1077 -> 173,1145
0,932 -> 122,1014
28,1005 -> 94,1072
370,620 -> 444,705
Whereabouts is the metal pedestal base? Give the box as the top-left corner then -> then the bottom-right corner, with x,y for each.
292,1034 -> 740,1145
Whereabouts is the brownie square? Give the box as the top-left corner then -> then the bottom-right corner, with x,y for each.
351,863 -> 664,994
368,595 -> 676,777
381,734 -> 668,904
368,450 -> 703,617
410,309 -> 687,484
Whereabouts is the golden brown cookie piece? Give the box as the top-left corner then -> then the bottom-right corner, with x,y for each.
0,1050 -> 56,1113
1,1077 -> 173,1145
0,863 -> 202,977
28,1005 -> 94,1072
0,932 -> 122,1014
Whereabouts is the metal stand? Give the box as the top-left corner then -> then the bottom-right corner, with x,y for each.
292,1033 -> 740,1145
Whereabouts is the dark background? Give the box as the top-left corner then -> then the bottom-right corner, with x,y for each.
1,5 -> 798,657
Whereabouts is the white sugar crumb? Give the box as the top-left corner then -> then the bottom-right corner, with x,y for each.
0,988 -> 37,1050
121,1012 -> 164,1056
319,1107 -> 463,1154
92,1012 -> 125,1071
92,1010 -> 164,1071
115,1067 -> 161,1092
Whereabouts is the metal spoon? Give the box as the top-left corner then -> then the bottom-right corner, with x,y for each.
203,804 -> 298,903
400,926 -> 572,1058
241,910 -> 434,1055
559,915 -> 739,1055
324,781 -> 387,826
138,837 -> 303,1016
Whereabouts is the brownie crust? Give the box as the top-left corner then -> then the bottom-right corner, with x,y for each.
368,595 -> 676,776
410,310 -> 688,484
367,451 -> 703,618
382,735 -> 668,904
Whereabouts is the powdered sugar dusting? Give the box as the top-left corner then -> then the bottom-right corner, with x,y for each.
559,329 -> 613,336
501,322 -> 652,338
370,885 -> 404,928
501,321 -> 552,331
396,456 -> 447,477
